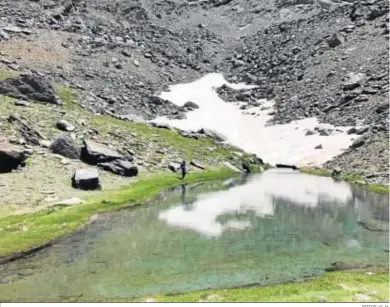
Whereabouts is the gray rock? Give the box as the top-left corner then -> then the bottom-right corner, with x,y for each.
56,120 -> 75,132
71,169 -> 101,190
118,114 -> 145,123
198,128 -> 227,142
0,74 -> 61,105
347,127 -> 357,135
343,73 -> 367,90
319,128 -> 331,136
183,101 -> 199,109
98,159 -> 139,177
367,7 -> 386,20
327,33 -> 343,48
350,134 -> 370,149
4,26 -> 22,33
81,140 -> 123,165
122,50 -> 131,57
49,133 -> 81,159
318,0 -> 334,11
0,138 -> 28,173
150,122 -> 172,130
305,129 -> 316,136
39,140 -> 52,148
356,126 -> 369,135
315,144 -> 323,149
14,100 -> 30,107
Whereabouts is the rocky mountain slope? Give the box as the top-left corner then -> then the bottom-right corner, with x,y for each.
0,0 -> 389,184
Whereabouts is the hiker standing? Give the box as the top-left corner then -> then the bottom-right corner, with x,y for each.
180,161 -> 187,180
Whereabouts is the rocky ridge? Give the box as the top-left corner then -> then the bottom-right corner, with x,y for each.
0,0 -> 388,184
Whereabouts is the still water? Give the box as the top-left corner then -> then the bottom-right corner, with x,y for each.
0,169 -> 388,301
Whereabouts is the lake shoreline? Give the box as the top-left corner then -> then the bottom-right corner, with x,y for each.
1,165 -> 387,264
0,168 -> 240,263
300,167 -> 389,194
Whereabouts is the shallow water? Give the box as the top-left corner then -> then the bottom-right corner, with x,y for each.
0,170 -> 388,301
153,73 -> 360,167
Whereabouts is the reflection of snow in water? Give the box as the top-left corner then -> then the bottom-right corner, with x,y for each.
159,169 -> 354,237
153,73 -> 358,167
347,239 -> 361,250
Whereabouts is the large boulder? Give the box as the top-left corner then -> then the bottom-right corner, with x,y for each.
98,159 -> 139,177
81,140 -> 123,165
71,169 -> 101,190
0,139 -> 28,173
49,134 -> 81,159
0,74 -> 61,105
198,128 -> 227,142
343,72 -> 367,91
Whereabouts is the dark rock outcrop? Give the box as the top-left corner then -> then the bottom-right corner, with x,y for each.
0,139 -> 28,173
198,128 -> 227,142
80,140 -> 139,177
98,159 -> 139,177
0,74 -> 61,105
81,140 -> 123,165
71,168 -> 101,190
49,134 -> 81,159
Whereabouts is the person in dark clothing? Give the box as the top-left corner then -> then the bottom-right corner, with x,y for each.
180,160 -> 187,180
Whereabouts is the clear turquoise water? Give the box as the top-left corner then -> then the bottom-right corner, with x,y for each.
0,170 -> 388,301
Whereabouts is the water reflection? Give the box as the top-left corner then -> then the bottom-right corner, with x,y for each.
159,169 -> 388,237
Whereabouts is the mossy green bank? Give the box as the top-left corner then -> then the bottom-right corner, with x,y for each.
300,167 -> 389,194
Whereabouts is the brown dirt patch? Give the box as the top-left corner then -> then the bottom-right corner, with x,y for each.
0,29 -> 73,69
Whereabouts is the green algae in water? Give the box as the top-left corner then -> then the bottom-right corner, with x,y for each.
0,170 -> 388,302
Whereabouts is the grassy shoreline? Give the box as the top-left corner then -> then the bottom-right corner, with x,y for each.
300,167 -> 389,194
69,268 -> 388,303
130,268 -> 389,303
0,168 -> 237,261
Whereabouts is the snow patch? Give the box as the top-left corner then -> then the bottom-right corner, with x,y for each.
153,73 -> 358,166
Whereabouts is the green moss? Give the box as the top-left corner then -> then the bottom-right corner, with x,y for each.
0,68 -> 19,80
0,168 -> 236,258
24,157 -> 33,166
128,269 -> 389,303
53,83 -> 80,109
364,184 -> 389,194
300,167 -> 389,195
